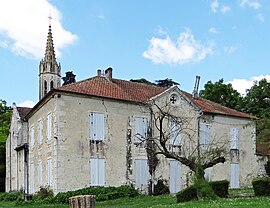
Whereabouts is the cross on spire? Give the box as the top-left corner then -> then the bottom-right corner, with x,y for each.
48,14 -> 52,26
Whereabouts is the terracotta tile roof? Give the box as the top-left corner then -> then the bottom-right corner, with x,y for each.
256,142 -> 270,156
182,91 -> 255,119
58,75 -> 254,119
17,107 -> 32,119
59,76 -> 166,103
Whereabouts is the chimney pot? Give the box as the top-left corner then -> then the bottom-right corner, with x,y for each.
97,69 -> 102,76
105,67 -> 113,79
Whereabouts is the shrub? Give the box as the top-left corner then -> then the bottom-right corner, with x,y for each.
176,186 -> 197,203
0,192 -> 23,201
54,185 -> 139,204
153,179 -> 170,196
209,180 -> 229,198
252,177 -> 270,196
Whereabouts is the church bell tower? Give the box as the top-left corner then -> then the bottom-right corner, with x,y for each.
39,19 -> 61,100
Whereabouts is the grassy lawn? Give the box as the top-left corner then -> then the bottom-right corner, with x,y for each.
1,195 -> 270,208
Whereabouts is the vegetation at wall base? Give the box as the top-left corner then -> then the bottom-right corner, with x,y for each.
209,180 -> 229,198
252,177 -> 270,196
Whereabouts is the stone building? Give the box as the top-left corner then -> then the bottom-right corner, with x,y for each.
6,24 -> 258,195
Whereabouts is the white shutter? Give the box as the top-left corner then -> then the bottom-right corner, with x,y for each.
47,159 -> 52,187
30,163 -> 35,194
230,128 -> 239,149
135,159 -> 148,189
47,113 -> 52,140
230,163 -> 240,188
90,158 -> 105,186
38,161 -> 43,186
169,121 -> 181,146
30,126 -> 34,147
90,113 -> 105,141
135,117 -> 148,143
169,160 -> 181,194
204,167 -> 212,181
199,123 -> 211,146
38,119 -> 43,144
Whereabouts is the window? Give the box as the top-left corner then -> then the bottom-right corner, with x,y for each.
135,117 -> 148,143
38,119 -> 43,145
90,158 -> 105,186
230,128 -> 239,149
50,81 -> 54,90
30,126 -> 34,148
38,160 -> 43,186
169,120 -> 181,146
44,81 -> 47,95
30,163 -> 35,194
47,113 -> 52,140
47,159 -> 52,187
89,112 -> 105,141
199,123 -> 211,147
135,159 -> 148,190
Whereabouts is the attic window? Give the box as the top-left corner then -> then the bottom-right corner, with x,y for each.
170,93 -> 179,105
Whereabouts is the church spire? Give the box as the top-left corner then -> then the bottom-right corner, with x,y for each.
39,17 -> 61,100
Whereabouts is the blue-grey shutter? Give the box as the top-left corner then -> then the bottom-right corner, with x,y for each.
30,163 -> 35,194
204,167 -> 212,181
169,121 -> 181,146
90,113 -> 105,141
90,158 -> 105,186
98,159 -> 105,186
230,128 -> 239,149
169,160 -> 181,194
135,159 -> 148,188
47,159 -> 52,186
135,117 -> 148,143
230,163 -> 240,188
199,123 -> 211,146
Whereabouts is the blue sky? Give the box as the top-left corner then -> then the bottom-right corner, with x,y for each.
1,0 -> 270,107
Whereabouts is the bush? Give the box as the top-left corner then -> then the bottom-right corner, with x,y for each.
153,179 -> 169,196
252,177 -> 270,196
209,180 -> 229,198
176,186 -> 197,203
54,185 -> 139,204
0,192 -> 23,201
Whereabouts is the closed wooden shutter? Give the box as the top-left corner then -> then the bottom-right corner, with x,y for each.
38,161 -> 42,186
230,163 -> 240,188
30,163 -> 35,194
199,123 -> 211,147
47,113 -> 52,140
90,113 -> 105,141
169,160 -> 181,194
169,121 -> 181,146
135,159 -> 148,189
230,128 -> 239,149
90,158 -> 105,186
47,159 -> 52,187
135,117 -> 148,143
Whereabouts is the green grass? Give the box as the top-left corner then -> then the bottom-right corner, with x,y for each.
229,188 -> 254,195
1,193 -> 270,208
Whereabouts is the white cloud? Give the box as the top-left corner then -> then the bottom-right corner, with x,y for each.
209,27 -> 218,34
240,0 -> 261,9
143,28 -> 213,65
0,40 -> 8,48
97,14 -> 105,20
211,0 -> 219,13
221,5 -> 231,14
228,75 -> 270,95
224,46 -> 237,54
256,13 -> 264,22
17,100 -> 35,108
0,0 -> 78,59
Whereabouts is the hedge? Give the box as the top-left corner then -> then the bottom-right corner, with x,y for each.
209,180 -> 229,198
252,177 -> 270,196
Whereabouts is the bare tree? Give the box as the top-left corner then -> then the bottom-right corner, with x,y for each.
144,101 -> 228,181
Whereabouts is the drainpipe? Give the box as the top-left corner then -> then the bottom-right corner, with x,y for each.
9,133 -> 12,191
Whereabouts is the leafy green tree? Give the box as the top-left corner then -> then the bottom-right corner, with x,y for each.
0,100 -> 12,192
199,79 -> 243,111
130,78 -> 154,85
155,78 -> 179,88
242,79 -> 270,143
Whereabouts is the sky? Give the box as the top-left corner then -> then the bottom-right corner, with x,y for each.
1,0 -> 270,107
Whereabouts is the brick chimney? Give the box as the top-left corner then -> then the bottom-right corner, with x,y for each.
105,67 -> 113,79
97,69 -> 102,76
